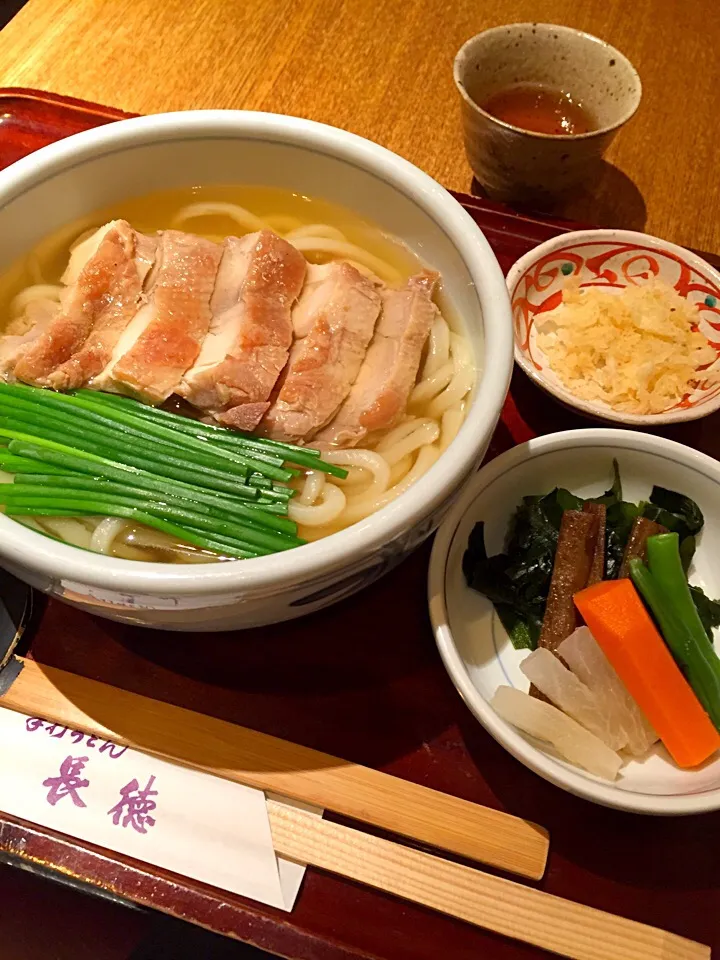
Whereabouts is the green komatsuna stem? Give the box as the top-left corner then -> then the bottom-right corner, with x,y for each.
630,554 -> 720,732
646,534 -> 720,650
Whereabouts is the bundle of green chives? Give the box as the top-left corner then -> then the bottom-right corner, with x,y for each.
73,389 -> 336,472
0,382 -> 347,560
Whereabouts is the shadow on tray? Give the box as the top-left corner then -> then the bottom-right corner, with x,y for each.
129,913 -> 275,959
507,363 -> 720,458
470,158 -> 647,233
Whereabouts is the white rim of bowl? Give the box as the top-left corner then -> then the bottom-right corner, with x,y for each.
428,427 -> 720,815
0,110 -> 513,595
506,228 -> 720,426
454,23 -> 642,141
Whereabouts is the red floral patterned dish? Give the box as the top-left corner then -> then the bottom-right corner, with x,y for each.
506,229 -> 720,425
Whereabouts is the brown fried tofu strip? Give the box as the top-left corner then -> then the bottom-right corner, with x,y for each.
583,502 -> 607,586
530,509 -> 600,700
618,517 -> 667,579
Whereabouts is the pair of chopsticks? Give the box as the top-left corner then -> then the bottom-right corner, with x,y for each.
0,658 -> 709,960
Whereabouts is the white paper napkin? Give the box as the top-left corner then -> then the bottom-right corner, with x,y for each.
0,709 -> 319,910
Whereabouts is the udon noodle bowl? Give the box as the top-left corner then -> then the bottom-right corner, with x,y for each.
0,186 -> 475,562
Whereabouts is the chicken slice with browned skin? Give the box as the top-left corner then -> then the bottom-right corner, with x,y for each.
261,262 -> 381,443
0,300 -> 58,378
178,230 -> 306,430
314,270 -> 439,448
13,221 -> 153,387
47,230 -> 157,390
61,220 -> 137,286
93,230 -> 222,405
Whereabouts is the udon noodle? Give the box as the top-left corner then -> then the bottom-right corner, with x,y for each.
0,187 -> 475,561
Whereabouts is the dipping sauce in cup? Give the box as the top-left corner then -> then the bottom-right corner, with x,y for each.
454,24 -> 641,205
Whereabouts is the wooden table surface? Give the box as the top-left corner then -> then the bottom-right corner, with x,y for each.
0,0 -> 717,254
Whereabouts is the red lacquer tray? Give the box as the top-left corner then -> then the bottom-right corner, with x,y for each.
1,89 -> 719,960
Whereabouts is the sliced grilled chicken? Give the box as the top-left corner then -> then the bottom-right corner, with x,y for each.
0,300 -> 59,377
314,270 -> 439,448
93,230 -> 222,404
47,230 -> 157,390
261,262 -> 381,443
178,230 -> 306,430
60,220 -> 145,286
14,221 -> 153,387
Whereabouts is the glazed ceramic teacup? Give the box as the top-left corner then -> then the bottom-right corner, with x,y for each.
454,23 -> 641,204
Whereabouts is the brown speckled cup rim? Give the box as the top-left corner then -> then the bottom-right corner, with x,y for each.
454,23 -> 642,142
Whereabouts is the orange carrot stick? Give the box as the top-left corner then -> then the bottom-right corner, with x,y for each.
575,579 -> 720,768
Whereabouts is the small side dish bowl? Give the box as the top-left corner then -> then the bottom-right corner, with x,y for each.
507,229 -> 720,425
428,428 -> 720,815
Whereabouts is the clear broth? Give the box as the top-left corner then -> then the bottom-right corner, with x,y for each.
0,185 -> 423,315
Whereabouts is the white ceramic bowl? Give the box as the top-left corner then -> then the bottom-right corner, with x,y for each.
0,111 -> 513,630
507,229 -> 720,425
429,429 -> 720,814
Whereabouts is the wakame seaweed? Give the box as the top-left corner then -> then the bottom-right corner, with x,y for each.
645,485 -> 704,535
462,461 -> 720,651
462,487 -> 581,650
585,459 -> 638,579
462,520 -> 546,650
641,485 -> 704,570
689,585 -> 720,642
604,500 -> 641,579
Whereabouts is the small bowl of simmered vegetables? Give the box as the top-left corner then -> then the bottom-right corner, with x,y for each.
429,428 -> 720,814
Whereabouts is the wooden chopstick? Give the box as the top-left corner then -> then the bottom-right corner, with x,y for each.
0,657 -> 548,879
267,799 -> 710,960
